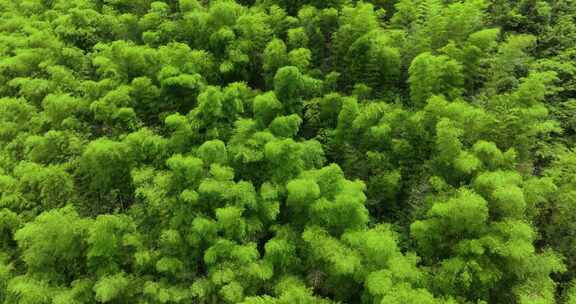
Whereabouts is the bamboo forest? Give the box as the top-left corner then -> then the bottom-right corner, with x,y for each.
1,0 -> 576,303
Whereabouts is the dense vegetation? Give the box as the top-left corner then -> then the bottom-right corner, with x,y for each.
0,0 -> 576,303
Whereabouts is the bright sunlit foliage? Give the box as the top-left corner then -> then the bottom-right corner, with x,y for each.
0,0 -> 575,303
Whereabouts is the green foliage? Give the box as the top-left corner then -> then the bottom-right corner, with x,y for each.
14,207 -> 88,281
0,0 -> 574,303
93,272 -> 132,303
77,138 -> 134,211
408,52 -> 464,107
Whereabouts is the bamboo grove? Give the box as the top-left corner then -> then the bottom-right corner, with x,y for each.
1,0 -> 576,303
